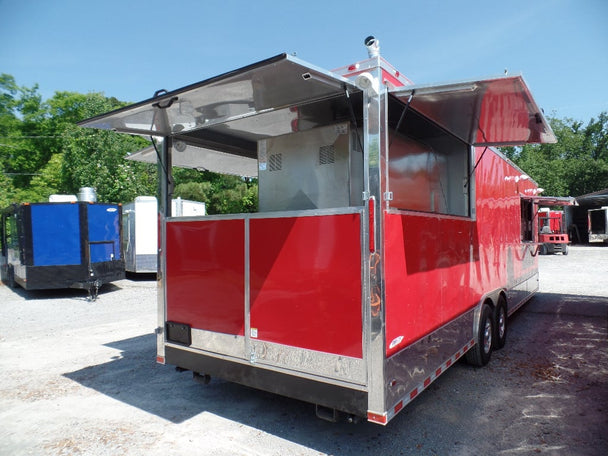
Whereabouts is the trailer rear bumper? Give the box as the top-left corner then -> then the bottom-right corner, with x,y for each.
14,260 -> 125,290
589,233 -> 608,243
164,345 -> 368,417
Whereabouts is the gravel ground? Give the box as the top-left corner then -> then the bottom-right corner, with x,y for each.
0,246 -> 606,455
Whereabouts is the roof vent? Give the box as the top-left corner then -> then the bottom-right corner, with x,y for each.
364,36 -> 380,58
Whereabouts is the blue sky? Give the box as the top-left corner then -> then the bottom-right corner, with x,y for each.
1,0 -> 606,123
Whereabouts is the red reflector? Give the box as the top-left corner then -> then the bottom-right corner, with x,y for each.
394,401 -> 403,414
367,412 -> 387,424
446,359 -> 452,367
410,388 -> 418,400
156,356 -> 165,364
436,367 -> 442,376
424,378 -> 431,388
455,351 -> 461,359
348,64 -> 356,71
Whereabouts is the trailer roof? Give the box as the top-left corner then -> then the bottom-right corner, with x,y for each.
574,188 -> 608,207
390,76 -> 556,147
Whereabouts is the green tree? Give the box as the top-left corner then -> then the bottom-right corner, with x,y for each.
16,153 -> 63,202
502,113 -> 608,196
0,74 -> 51,189
173,171 -> 258,214
0,79 -> 157,205
62,124 -> 156,203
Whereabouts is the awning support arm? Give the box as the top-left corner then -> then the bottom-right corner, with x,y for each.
150,136 -> 171,189
465,146 -> 489,189
389,90 -> 415,149
345,89 -> 364,154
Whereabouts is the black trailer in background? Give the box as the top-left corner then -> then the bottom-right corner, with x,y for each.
566,189 -> 608,244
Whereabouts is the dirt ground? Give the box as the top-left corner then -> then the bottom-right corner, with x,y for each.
0,246 -> 606,455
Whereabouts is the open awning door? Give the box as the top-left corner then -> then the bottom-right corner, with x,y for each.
78,53 -> 355,138
525,196 -> 577,207
126,142 -> 258,178
79,53 -> 356,176
390,75 -> 556,146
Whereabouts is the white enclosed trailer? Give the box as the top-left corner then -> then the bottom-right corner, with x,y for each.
123,196 -> 159,273
123,196 -> 206,273
588,206 -> 608,243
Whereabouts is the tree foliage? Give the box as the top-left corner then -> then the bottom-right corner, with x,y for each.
173,171 -> 258,214
501,113 -> 608,196
0,75 -> 258,211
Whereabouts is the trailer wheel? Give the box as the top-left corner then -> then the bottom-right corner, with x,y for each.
466,303 -> 493,367
562,245 -> 569,255
538,244 -> 547,255
493,297 -> 507,350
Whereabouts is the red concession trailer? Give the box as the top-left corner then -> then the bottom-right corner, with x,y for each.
79,37 -> 556,425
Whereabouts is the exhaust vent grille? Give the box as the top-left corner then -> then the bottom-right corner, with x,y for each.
319,145 -> 335,165
268,153 -> 282,172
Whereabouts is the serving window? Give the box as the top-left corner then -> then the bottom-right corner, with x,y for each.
387,105 -> 470,217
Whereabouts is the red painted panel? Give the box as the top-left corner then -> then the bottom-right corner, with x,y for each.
250,214 -> 362,358
384,146 -> 540,357
384,212 -> 474,356
476,78 -> 538,145
166,219 -> 245,336
473,146 -> 538,296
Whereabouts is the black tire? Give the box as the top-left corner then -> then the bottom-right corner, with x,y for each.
539,244 -> 547,255
493,297 -> 507,350
466,303 -> 494,367
563,244 -> 569,255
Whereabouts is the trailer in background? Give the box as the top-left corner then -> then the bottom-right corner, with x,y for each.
123,196 -> 158,274
0,201 -> 124,296
79,37 -> 557,424
588,207 -> 608,243
123,196 -> 206,273
564,189 -> 608,244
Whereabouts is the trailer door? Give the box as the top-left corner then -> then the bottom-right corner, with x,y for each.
87,204 -> 121,263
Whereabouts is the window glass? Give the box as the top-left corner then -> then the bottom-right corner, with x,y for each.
387,108 -> 470,217
521,199 -> 534,242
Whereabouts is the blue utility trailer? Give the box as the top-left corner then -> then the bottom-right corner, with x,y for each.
0,202 -> 125,294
